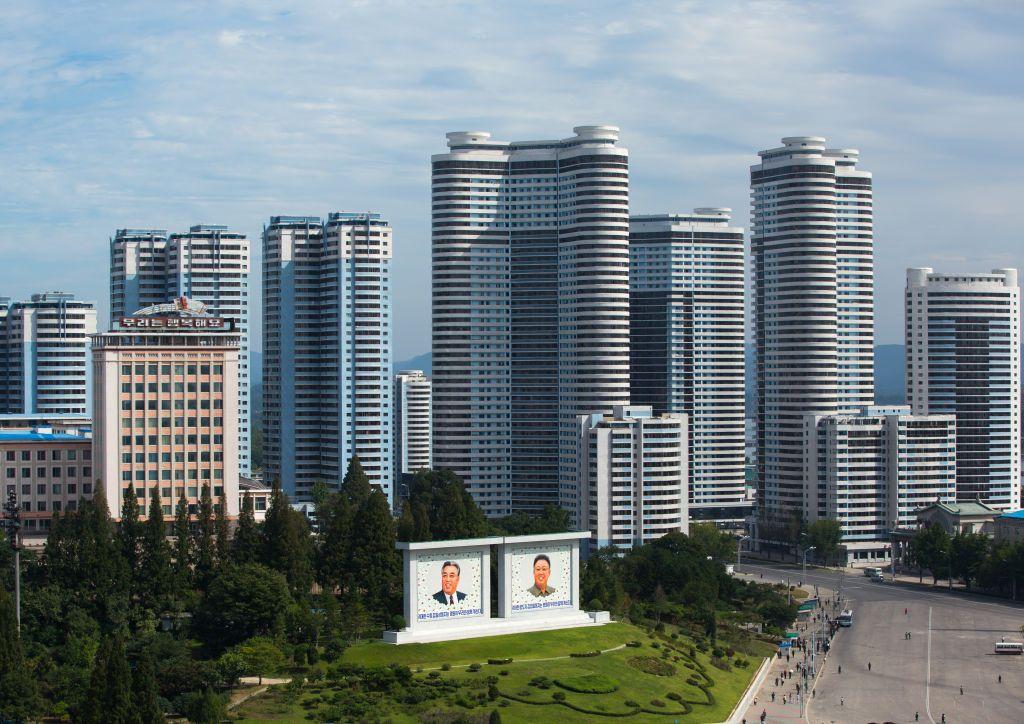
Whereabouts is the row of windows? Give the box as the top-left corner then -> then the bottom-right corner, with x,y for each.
4,449 -> 90,461
120,363 -> 224,375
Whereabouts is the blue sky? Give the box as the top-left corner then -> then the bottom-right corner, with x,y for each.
1,0 -> 1022,360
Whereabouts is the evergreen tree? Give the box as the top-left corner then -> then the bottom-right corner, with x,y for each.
346,490 -> 400,619
0,588 -> 40,720
262,480 -> 314,597
120,482 -> 143,581
396,501 -> 416,542
132,651 -> 165,724
232,490 -> 261,566
172,493 -> 192,588
341,455 -> 372,507
315,492 -> 352,591
216,487 -> 230,566
80,636 -> 135,723
140,487 -> 173,610
194,483 -> 216,585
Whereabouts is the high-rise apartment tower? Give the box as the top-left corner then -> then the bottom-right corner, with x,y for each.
432,126 -> 630,519
751,137 -> 874,524
629,210 -> 747,527
110,226 -> 251,474
0,293 -> 97,415
395,370 -> 432,481
262,213 -> 393,502
906,267 -> 1021,510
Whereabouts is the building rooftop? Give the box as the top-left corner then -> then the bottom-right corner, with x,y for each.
920,499 -> 1000,517
996,509 -> 1024,520
0,431 -> 91,442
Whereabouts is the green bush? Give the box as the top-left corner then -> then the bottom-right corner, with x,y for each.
569,650 -> 601,658
650,699 -> 666,708
499,670 -> 509,676
468,663 -> 482,672
624,700 -> 640,708
626,641 -> 642,648
553,674 -> 619,694
666,692 -> 682,702
441,663 -> 451,671
488,658 -> 513,665
552,692 -> 566,702
651,642 -> 661,649
628,656 -> 677,677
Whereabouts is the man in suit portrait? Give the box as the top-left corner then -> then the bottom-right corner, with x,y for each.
432,561 -> 467,605
528,554 -> 557,597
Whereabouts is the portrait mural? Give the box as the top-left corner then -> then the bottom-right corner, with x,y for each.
414,551 -> 484,622
509,543 -> 573,613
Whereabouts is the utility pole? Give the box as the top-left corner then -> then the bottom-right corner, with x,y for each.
2,490 -> 21,629
802,546 -> 816,582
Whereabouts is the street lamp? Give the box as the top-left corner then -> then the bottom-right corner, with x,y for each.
737,535 -> 751,574
802,546 -> 816,582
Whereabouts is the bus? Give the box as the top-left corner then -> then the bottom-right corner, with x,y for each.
837,609 -> 853,627
994,642 -> 1023,655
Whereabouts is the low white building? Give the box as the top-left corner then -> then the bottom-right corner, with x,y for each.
803,406 -> 956,563
577,405 -> 688,550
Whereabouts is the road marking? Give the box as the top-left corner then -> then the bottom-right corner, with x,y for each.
926,606 -> 935,724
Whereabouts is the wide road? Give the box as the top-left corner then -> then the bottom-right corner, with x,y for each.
738,561 -> 1024,723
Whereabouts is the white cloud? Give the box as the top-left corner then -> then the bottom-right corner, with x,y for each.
0,0 -> 1021,353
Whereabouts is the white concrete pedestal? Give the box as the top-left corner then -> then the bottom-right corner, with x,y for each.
383,610 -> 609,644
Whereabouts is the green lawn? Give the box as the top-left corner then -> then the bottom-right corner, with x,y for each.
342,622 -> 636,668
234,622 -> 769,723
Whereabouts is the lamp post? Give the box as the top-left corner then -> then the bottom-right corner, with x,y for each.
802,546 -> 816,583
1,490 -> 21,629
737,535 -> 751,574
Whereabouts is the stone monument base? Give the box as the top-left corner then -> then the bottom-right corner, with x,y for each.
383,610 -> 610,645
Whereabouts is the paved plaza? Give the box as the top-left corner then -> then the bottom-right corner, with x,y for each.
738,562 -> 1024,723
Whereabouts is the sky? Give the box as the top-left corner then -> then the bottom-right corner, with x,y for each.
1,0 -> 1022,361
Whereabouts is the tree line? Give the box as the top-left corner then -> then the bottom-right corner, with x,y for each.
906,523 -> 1024,597
0,457 -> 790,720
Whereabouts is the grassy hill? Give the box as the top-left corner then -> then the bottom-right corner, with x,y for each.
235,621 -> 773,723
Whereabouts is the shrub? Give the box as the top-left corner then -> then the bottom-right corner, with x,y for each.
488,658 -> 513,665
651,642 -> 661,649
553,674 -> 619,694
666,692 -> 682,702
628,657 -> 677,677
626,641 -> 642,648
488,684 -> 500,701
499,670 -> 509,676
428,671 -> 441,679
624,700 -> 640,708
468,663 -> 482,672
650,699 -> 666,708
670,633 -> 678,640
441,663 -> 451,671
725,647 -> 735,657
711,647 -> 725,658
391,614 -> 407,630
688,646 -> 696,657
552,692 -> 566,702
588,598 -> 603,610
710,656 -> 731,672
569,650 -> 600,658
655,622 -> 665,633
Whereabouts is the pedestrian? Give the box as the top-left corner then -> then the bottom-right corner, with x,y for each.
813,689 -> 816,698
838,665 -> 842,674
840,697 -> 844,707
941,714 -> 945,724
771,691 -> 775,703
915,712 -> 919,722
960,685 -> 963,695
905,607 -> 908,615
998,674 -> 1002,683
868,661 -> 871,672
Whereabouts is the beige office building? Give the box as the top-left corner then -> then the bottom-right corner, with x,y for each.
92,299 -> 240,519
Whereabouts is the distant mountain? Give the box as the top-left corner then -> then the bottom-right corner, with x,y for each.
393,346 -> 906,406
394,352 -> 432,374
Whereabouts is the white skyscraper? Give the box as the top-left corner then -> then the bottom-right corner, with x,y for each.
0,292 -> 97,415
395,370 -> 432,480
906,267 -> 1021,510
110,225 -> 252,474
262,213 -> 393,502
750,137 -> 873,526
432,126 -> 630,519
629,210 -> 746,528
802,406 -> 956,563
577,405 -> 688,549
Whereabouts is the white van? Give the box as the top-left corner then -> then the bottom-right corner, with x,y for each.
863,567 -> 883,578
